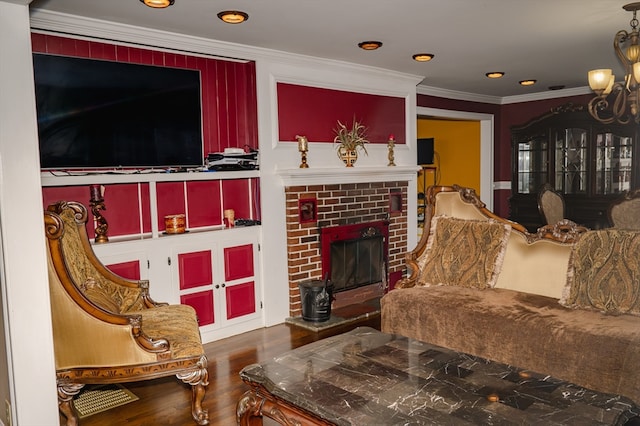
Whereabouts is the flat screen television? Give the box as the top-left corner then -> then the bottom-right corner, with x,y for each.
33,53 -> 204,170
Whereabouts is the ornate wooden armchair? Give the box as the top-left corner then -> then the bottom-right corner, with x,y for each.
44,201 -> 209,425
608,188 -> 640,229
537,183 -> 565,225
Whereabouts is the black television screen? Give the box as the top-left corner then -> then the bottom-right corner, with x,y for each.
33,53 -> 204,169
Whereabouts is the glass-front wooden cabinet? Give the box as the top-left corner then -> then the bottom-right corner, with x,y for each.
510,104 -> 639,231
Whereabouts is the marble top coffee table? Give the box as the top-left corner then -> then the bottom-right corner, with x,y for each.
237,327 -> 639,425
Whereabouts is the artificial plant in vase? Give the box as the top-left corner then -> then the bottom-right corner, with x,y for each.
333,118 -> 368,167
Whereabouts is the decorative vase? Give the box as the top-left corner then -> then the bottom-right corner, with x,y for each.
338,147 -> 358,167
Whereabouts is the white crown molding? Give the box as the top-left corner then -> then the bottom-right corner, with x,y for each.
416,85 -> 502,105
29,9 -> 422,85
418,83 -> 592,105
500,86 -> 592,104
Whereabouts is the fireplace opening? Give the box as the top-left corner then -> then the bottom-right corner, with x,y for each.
321,221 -> 389,293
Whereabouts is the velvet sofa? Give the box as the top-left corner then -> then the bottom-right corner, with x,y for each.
381,185 -> 640,405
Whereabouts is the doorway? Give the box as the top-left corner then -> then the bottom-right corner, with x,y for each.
416,107 -> 494,211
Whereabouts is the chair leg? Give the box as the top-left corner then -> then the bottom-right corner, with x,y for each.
57,383 -> 84,426
191,382 -> 208,425
176,355 -> 210,425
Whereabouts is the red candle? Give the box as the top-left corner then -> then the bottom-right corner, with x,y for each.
389,134 -> 395,141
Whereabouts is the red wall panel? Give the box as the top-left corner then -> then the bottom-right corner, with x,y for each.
139,183 -> 152,233
277,83 -> 406,144
42,183 -> 150,238
222,180 -> 251,220
102,184 -> 144,236
156,182 -> 186,231
187,180 -> 222,227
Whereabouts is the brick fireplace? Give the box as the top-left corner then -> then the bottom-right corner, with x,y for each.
284,180 -> 409,317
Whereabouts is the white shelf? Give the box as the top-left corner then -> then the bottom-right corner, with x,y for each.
276,166 -> 420,186
40,169 -> 260,186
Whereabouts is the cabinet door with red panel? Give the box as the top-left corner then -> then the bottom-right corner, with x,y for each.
221,241 -> 260,325
171,240 -> 218,330
170,230 -> 262,343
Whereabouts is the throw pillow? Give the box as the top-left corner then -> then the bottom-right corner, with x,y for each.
417,215 -> 511,289
560,229 -> 640,316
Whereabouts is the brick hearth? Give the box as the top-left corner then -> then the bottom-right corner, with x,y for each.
285,181 -> 408,317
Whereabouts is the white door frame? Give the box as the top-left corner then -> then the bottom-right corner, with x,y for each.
416,107 -> 494,211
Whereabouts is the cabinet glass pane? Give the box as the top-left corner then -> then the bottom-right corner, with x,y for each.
595,133 -> 633,194
517,138 -> 547,193
555,128 -> 587,194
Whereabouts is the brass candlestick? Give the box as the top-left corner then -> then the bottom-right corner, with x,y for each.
296,135 -> 309,168
89,184 -> 109,243
387,136 -> 396,166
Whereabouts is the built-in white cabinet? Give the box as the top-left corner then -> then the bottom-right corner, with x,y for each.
43,171 -> 263,343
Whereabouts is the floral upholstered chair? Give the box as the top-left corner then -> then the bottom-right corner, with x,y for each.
44,201 -> 209,425
608,188 -> 640,229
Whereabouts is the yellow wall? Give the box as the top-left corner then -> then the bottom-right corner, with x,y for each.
417,118 -> 481,196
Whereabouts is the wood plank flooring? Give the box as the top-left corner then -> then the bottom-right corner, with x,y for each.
61,313 -> 380,426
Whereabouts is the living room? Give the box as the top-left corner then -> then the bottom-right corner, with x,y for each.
1,1 -> 637,424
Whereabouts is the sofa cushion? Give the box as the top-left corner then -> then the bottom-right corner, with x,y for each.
561,229 -> 640,316
134,304 -> 205,359
381,286 -> 640,405
494,232 -> 574,299
418,215 -> 511,289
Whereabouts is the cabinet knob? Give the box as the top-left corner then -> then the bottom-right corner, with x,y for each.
215,284 -> 220,289
221,283 -> 226,288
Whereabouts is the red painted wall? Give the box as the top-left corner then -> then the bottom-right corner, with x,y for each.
277,83 -> 406,144
417,93 -> 593,218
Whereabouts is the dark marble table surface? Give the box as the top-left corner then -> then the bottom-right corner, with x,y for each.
240,327 -> 640,425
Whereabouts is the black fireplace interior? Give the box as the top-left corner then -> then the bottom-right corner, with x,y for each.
321,221 -> 389,293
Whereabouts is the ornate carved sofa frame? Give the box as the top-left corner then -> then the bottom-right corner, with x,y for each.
45,201 -> 209,425
382,185 -> 640,405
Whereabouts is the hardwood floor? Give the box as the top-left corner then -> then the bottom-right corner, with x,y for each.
61,313 -> 380,426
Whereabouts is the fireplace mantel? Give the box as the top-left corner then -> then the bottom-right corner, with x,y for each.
277,166 -> 420,186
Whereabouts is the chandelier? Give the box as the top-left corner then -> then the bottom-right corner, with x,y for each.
588,2 -> 640,124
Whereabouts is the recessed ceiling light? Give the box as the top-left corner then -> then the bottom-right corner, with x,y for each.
140,0 -> 174,8
412,53 -> 434,62
358,41 -> 383,50
519,79 -> 537,86
217,10 -> 249,24
485,72 -> 505,79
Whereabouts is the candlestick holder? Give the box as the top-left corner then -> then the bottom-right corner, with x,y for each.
89,184 -> 109,243
296,135 -> 310,168
387,137 -> 396,166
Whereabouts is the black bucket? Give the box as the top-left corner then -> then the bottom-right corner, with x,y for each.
299,280 -> 333,322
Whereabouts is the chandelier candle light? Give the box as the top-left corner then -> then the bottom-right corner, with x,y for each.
588,2 -> 640,124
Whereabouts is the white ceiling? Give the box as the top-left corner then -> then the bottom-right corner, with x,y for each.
28,0 -> 635,99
